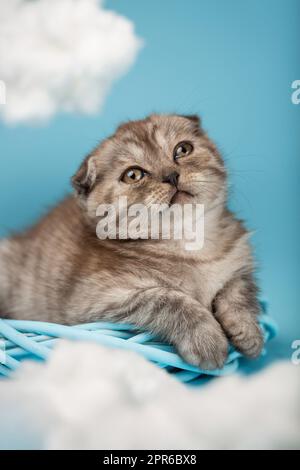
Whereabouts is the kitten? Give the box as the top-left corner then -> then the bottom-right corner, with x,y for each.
0,114 -> 263,370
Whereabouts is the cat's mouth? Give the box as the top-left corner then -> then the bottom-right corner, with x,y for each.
170,190 -> 194,205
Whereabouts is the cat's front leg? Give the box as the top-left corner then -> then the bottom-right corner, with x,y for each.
213,273 -> 264,358
113,287 -> 228,370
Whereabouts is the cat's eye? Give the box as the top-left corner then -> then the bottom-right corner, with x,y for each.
173,141 -> 193,160
121,167 -> 147,184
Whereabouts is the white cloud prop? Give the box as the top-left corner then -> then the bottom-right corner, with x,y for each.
0,0 -> 142,124
0,341 -> 299,450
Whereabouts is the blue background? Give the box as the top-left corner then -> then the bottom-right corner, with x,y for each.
0,0 -> 299,366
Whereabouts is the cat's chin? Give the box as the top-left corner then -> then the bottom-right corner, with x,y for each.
170,190 -> 194,205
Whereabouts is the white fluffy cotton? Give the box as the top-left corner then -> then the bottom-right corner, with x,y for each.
0,340 -> 299,450
0,0 -> 142,124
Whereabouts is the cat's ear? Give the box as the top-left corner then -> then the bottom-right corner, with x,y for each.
181,114 -> 203,134
72,156 -> 98,197
182,114 -> 201,125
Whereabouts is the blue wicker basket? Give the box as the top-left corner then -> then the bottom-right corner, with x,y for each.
0,301 -> 277,384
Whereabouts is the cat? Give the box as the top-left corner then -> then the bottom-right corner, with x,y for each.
0,114 -> 263,370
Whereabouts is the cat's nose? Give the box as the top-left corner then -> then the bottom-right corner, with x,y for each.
162,171 -> 179,187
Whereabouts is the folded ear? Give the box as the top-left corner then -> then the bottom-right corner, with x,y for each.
182,114 -> 201,125
181,114 -> 203,134
72,156 -> 97,196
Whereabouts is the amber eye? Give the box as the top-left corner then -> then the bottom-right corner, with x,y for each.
121,167 -> 147,184
174,141 -> 193,160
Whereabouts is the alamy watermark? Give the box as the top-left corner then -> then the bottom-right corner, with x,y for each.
95,197 -> 205,251
291,80 -> 300,105
0,80 -> 6,105
0,340 -> 6,366
291,340 -> 300,365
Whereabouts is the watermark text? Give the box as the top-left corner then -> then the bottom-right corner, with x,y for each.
291,80 -> 300,105
0,340 -> 6,366
291,340 -> 300,365
0,80 -> 6,105
96,197 -> 205,251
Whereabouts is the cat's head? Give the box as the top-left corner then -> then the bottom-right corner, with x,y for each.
72,114 -> 227,228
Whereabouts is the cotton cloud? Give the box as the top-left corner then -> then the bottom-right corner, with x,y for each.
0,0 -> 142,124
0,341 -> 299,449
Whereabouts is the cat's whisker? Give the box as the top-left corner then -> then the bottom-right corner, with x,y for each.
187,180 -> 211,184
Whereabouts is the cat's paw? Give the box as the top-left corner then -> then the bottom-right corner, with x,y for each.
221,314 -> 264,358
176,317 -> 229,370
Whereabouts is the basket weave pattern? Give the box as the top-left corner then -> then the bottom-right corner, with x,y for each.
0,303 -> 277,384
